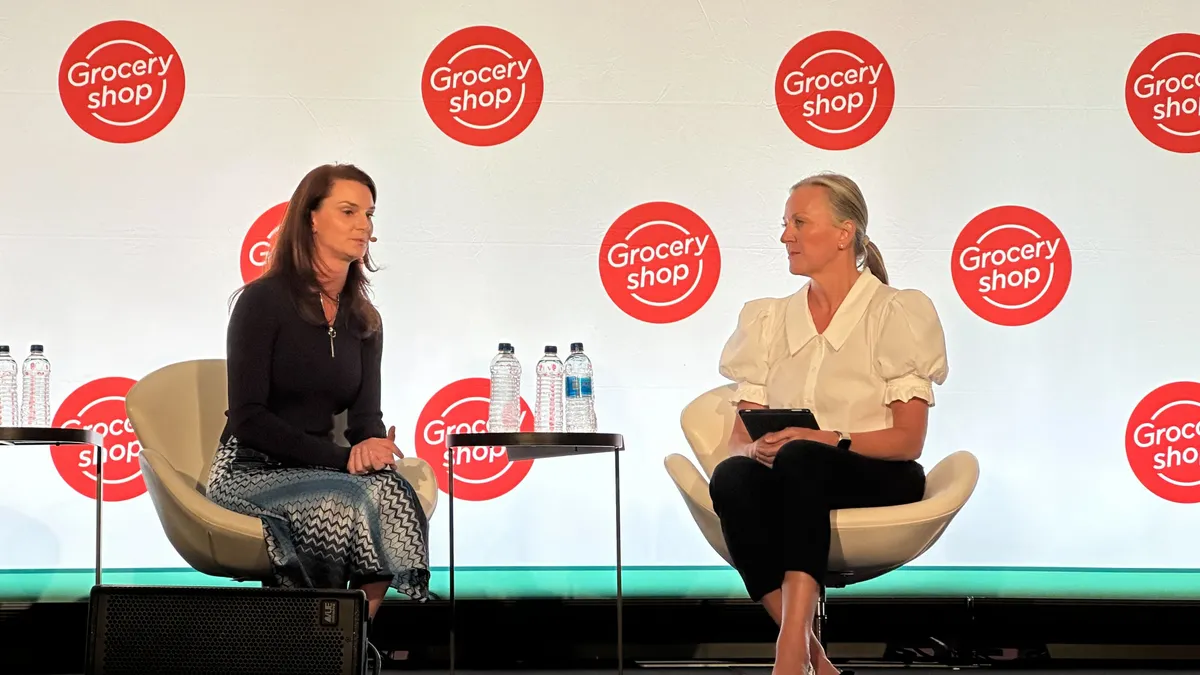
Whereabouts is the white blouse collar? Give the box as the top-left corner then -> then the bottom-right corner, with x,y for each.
785,270 -> 882,354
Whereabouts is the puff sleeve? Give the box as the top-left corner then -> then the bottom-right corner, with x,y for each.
875,290 -> 949,406
718,298 -> 780,406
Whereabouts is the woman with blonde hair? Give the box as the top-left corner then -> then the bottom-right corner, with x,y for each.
710,173 -> 948,675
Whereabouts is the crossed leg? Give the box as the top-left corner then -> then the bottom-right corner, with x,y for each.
762,583 -> 838,675
711,444 -> 902,675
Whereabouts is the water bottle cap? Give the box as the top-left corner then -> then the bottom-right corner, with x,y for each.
30,344 -> 43,353
498,342 -> 514,352
0,346 -> 8,354
544,345 -> 557,354
571,342 -> 584,352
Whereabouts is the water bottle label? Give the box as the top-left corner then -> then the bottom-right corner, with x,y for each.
566,376 -> 593,398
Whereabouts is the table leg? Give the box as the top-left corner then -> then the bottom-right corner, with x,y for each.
95,443 -> 103,586
614,446 -> 623,675
815,586 -> 827,645
448,443 -> 456,675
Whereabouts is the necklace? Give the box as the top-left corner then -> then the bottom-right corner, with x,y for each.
319,291 -> 340,358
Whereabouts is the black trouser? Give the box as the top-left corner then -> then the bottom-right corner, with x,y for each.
709,440 -> 926,601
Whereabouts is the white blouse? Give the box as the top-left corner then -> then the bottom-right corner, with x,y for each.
719,270 -> 949,435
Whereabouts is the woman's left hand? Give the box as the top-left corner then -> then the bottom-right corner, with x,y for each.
349,426 -> 404,474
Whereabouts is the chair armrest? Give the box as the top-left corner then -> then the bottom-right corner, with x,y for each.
664,453 -> 733,566
396,456 -> 439,519
665,453 -> 715,514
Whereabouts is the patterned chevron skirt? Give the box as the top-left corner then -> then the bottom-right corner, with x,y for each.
205,436 -> 430,600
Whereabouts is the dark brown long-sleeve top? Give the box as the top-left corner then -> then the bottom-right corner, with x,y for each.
219,275 -> 387,469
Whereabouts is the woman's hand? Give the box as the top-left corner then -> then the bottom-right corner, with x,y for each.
347,426 -> 403,474
749,427 -> 838,467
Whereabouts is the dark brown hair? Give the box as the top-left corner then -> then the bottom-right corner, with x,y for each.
234,163 -> 382,336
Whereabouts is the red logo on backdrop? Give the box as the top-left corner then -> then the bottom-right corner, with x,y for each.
950,206 -> 1072,327
600,202 -> 721,324
774,31 -> 895,150
58,20 -> 185,144
1126,382 -> 1200,503
421,26 -> 544,146
240,202 -> 288,283
50,377 -> 145,502
1126,33 -> 1200,154
413,377 -> 535,501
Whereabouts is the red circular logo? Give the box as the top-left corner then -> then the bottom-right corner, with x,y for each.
950,206 -> 1072,327
240,202 -> 287,284
774,30 -> 895,150
599,202 -> 721,324
50,377 -> 145,502
1126,382 -> 1200,503
58,20 -> 185,144
421,26 -> 543,146
1126,33 -> 1200,154
413,377 -> 534,501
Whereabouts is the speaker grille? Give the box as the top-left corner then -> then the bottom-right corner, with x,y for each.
94,589 -> 357,675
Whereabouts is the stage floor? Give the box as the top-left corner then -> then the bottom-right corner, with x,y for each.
18,662 -> 1200,667
374,662 -> 1190,667
19,668 -> 1200,674
24,661 -> 1197,674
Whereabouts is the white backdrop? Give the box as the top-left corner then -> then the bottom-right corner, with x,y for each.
2,0 -> 1200,579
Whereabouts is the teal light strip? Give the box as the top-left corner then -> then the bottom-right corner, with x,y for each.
2,566 -> 1200,603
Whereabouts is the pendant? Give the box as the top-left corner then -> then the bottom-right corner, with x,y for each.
328,326 -> 337,358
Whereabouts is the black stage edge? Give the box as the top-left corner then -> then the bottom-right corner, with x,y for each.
5,597 -> 1200,673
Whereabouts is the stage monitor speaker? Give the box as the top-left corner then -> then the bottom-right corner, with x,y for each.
84,585 -> 368,675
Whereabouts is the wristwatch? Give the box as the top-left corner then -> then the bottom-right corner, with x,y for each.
833,430 -> 852,451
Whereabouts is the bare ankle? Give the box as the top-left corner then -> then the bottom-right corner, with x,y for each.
773,628 -> 811,675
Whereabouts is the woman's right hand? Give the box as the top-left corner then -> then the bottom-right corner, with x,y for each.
347,430 -> 402,474
746,438 -> 781,467
747,427 -> 813,467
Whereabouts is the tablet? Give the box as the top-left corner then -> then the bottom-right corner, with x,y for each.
737,408 -> 820,441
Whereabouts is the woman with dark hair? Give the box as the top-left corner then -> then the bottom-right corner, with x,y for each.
206,164 -> 430,628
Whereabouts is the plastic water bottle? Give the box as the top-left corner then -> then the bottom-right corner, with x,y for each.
0,346 -> 18,427
21,344 -> 51,427
487,343 -> 522,433
564,343 -> 596,432
534,346 -> 564,433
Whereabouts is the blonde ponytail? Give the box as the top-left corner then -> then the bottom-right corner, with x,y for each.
862,237 -> 888,285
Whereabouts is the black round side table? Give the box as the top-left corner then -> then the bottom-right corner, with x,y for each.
0,427 -> 106,584
443,431 -> 626,675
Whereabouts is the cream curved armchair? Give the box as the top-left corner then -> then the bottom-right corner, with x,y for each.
664,384 -> 979,637
125,358 -> 439,583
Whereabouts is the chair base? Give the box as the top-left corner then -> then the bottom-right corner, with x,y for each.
814,587 -> 979,671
